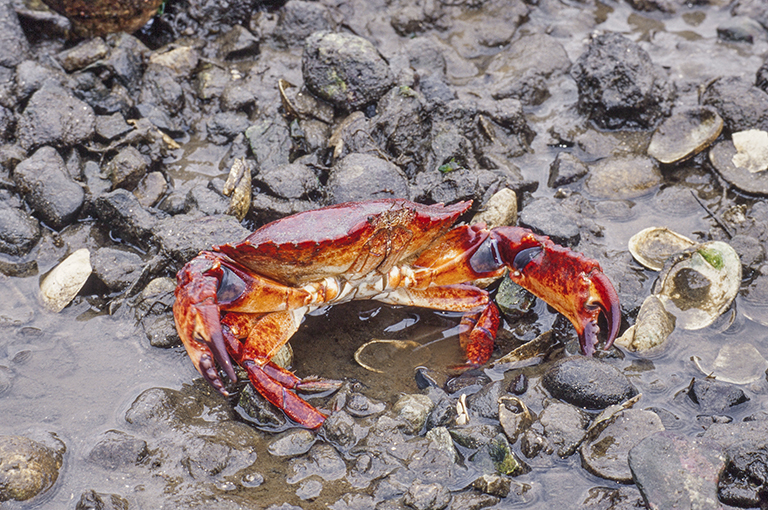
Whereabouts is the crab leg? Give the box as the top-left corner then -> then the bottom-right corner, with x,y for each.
221,311 -> 339,428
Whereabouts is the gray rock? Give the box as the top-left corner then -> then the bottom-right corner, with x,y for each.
585,155 -> 662,200
302,31 -> 395,111
134,171 -> 167,209
93,189 -> 156,250
684,378 -> 750,415
518,197 -> 580,247
271,1 -> 334,49
487,33 -> 571,106
540,400 -> 590,458
207,112 -> 251,144
548,152 -> 588,188
0,1 -> 30,67
95,113 -> 133,141
90,246 -> 144,291
716,436 -> 768,508
580,409 -> 665,482
628,431 -> 725,510
709,139 -> 768,196
14,146 -> 85,229
542,357 -> 638,410
0,206 -> 40,256
151,213 -> 250,265
258,162 -> 320,200
267,429 -> 316,457
287,443 -> 346,484
466,381 -> 504,420
87,430 -> 148,470
328,153 -> 410,203
246,117 -> 292,174
105,146 -> 149,190
702,75 -> 768,132
403,482 -> 451,510
449,424 -> 503,449
16,86 -> 96,150
571,32 -> 674,130
184,183 -> 229,216
393,394 -> 434,435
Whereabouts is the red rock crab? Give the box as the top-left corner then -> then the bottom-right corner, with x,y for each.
174,199 -> 620,428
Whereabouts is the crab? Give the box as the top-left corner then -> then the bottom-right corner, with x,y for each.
173,199 -> 620,429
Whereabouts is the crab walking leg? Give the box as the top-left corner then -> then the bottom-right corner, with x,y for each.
221,310 -> 333,428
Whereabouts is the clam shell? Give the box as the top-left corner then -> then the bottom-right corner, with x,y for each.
39,248 -> 92,312
647,106 -> 723,164
652,241 -> 741,330
628,227 -> 695,271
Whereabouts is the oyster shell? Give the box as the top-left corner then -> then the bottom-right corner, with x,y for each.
628,227 -> 695,271
652,241 -> 741,330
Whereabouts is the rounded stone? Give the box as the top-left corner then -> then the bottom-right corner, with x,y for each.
327,153 -> 409,203
542,357 -> 637,410
302,31 -> 394,111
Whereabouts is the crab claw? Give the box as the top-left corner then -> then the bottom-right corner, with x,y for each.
490,227 -> 621,356
173,253 -> 237,395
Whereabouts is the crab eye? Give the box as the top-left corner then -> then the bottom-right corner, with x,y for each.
512,246 -> 542,272
217,266 -> 246,304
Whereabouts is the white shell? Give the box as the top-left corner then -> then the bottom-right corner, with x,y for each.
39,248 -> 92,313
628,227 -> 695,271
653,241 -> 741,330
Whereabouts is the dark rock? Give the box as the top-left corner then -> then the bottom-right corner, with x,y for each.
16,86 -> 96,150
75,489 -> 129,510
184,183 -> 229,216
685,378 -> 750,415
0,206 -> 41,256
466,381 -> 505,420
135,277 -> 178,348
90,247 -> 144,291
322,410 -> 359,450
0,435 -> 64,502
729,234 -> 765,272
134,171 -> 167,208
571,32 -> 674,130
207,112 -> 250,144
257,162 -> 320,200
271,1 -> 334,49
580,409 -> 665,482
95,113 -> 133,141
548,152 -> 588,188
102,33 -> 149,93
237,384 -> 288,429
628,431 -> 725,509
245,117 -> 292,174
327,153 -> 409,203
0,1 -> 30,67
15,60 -> 69,101
717,439 -> 768,508
717,16 -> 763,44
87,430 -> 148,470
13,146 -> 85,229
542,357 -> 638,410
701,76 -> 768,133
519,197 -> 580,247
580,485 -> 647,509
139,64 -> 184,117
105,146 -> 149,190
151,213 -> 250,265
93,189 -> 157,249
414,167 -> 495,205
487,33 -> 571,106
302,31 -> 395,111
540,400 -> 590,458
345,393 -> 386,418
287,443 -> 346,484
